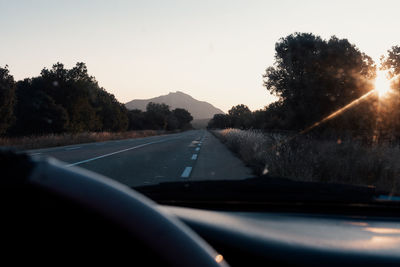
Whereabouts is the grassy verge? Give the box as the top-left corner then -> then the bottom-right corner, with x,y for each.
212,128 -> 400,193
0,130 -> 168,150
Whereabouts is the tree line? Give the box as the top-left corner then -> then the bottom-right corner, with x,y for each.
209,33 -> 400,140
0,62 -> 193,136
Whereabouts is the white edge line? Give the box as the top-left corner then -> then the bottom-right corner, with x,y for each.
181,167 -> 192,178
66,140 -> 165,167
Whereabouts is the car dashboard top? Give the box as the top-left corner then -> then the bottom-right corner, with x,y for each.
161,205 -> 400,266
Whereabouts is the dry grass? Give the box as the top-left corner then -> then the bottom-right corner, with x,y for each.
213,128 -> 400,193
0,130 -> 167,151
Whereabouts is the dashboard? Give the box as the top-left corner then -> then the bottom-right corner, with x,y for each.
162,205 -> 400,266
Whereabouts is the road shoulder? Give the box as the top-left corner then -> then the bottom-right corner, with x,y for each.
191,131 -> 254,181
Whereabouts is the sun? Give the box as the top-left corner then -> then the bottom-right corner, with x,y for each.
375,70 -> 391,98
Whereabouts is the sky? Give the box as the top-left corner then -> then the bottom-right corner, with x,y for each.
1,0 -> 400,112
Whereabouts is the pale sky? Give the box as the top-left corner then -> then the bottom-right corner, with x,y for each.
1,0 -> 400,112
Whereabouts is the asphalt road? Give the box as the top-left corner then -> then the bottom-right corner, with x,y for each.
27,129 -> 254,187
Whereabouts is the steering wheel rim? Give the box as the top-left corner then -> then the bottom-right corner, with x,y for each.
26,156 -> 228,267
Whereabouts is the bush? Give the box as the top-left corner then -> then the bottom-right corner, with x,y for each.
213,129 -> 400,193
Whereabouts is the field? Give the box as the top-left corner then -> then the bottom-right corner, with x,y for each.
213,128 -> 400,193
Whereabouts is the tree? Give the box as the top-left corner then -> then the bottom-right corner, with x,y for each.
0,66 -> 16,135
127,109 -> 146,130
381,46 -> 400,77
11,79 -> 69,135
263,33 -> 376,133
145,102 -> 171,130
228,104 -> 252,129
94,89 -> 128,132
252,109 -> 268,129
207,114 -> 231,129
37,62 -> 132,133
378,46 -> 400,138
39,62 -> 102,132
8,62 -> 132,135
172,108 -> 193,129
3,61 -> 196,136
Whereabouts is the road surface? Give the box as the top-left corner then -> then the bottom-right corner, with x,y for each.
27,129 -> 254,187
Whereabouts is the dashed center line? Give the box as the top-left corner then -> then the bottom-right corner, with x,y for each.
191,154 -> 198,160
181,167 -> 192,178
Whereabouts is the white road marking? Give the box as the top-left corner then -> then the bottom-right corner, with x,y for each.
181,167 -> 192,178
66,139 -> 169,167
65,146 -> 81,150
191,154 -> 198,160
195,147 -> 200,151
30,152 -> 42,155
189,140 -> 200,147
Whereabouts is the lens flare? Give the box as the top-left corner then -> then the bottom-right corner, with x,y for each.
299,90 -> 375,135
215,254 -> 224,263
375,71 -> 391,98
270,70 -> 393,150
271,88 -> 376,150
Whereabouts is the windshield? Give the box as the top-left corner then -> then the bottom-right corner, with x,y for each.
1,0 -> 400,201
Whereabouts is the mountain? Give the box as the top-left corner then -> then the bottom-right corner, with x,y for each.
125,91 -> 225,120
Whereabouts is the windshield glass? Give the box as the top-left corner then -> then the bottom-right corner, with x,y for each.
1,0 -> 400,201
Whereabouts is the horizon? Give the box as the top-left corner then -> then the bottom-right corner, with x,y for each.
2,0 -> 400,112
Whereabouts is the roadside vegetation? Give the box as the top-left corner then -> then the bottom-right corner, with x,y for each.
0,62 -> 193,149
208,32 -> 400,192
0,130 -> 168,151
213,129 -> 400,193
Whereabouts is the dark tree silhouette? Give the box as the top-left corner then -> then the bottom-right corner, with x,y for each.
127,109 -> 146,130
11,79 -> 69,135
1,62 -> 194,136
0,66 -> 16,135
94,88 -> 129,132
145,102 -> 171,130
172,108 -> 193,129
228,104 -> 253,129
40,62 -> 102,132
377,46 -> 400,138
381,46 -> 400,77
28,62 -> 131,133
263,33 -> 376,133
207,114 -> 231,129
207,105 -> 253,129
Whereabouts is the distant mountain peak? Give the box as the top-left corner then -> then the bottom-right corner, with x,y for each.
125,91 -> 224,120
168,91 -> 193,97
166,91 -> 188,97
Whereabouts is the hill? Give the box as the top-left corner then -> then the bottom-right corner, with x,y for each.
125,91 -> 225,120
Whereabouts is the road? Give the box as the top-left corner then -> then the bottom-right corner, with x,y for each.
27,130 -> 254,187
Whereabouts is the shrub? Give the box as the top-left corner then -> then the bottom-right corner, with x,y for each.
213,129 -> 400,193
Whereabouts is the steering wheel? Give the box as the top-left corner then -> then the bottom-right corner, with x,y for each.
0,151 -> 228,267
